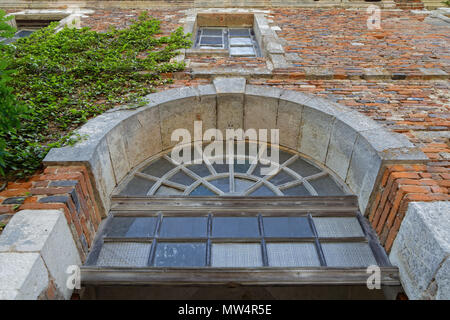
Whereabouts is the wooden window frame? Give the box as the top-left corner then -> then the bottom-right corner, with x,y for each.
81,196 -> 400,287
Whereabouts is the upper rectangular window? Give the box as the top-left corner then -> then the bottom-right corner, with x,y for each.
195,27 -> 261,58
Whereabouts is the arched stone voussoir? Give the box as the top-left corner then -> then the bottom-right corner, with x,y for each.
43,80 -> 428,216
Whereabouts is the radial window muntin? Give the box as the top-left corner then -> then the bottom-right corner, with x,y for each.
114,141 -> 351,198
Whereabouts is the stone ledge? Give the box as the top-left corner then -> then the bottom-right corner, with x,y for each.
0,252 -> 48,300
0,209 -> 82,299
389,201 -> 450,300
0,1 -> 399,10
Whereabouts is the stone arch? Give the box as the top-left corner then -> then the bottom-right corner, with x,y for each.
44,77 -> 427,216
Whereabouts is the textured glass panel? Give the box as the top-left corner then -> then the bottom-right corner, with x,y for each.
106,217 -> 157,238
229,28 -> 251,37
202,28 -> 223,36
267,243 -> 320,267
186,164 -> 210,177
212,161 -> 229,173
154,242 -> 206,267
249,185 -> 276,196
279,151 -> 294,165
155,185 -> 183,196
287,158 -> 321,177
269,170 -> 295,186
234,159 -> 251,173
160,217 -> 208,238
321,242 -> 377,267
252,163 -> 276,178
230,37 -> 253,46
234,178 -> 255,194
16,30 -> 34,38
96,242 -> 151,267
169,171 -> 195,186
141,158 -> 175,178
211,243 -> 262,267
119,176 -> 154,196
313,217 -> 364,238
230,46 -> 256,57
309,176 -> 345,196
210,178 -> 230,193
212,217 -> 259,238
200,46 -> 221,50
263,217 -> 313,238
282,184 -> 311,196
190,184 -> 216,196
1,37 -> 15,44
200,36 -> 223,46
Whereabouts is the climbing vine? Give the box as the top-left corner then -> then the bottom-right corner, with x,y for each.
0,12 -> 191,180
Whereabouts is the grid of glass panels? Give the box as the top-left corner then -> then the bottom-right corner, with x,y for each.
0,30 -> 34,44
85,214 -> 379,268
116,142 -> 348,197
195,27 -> 261,57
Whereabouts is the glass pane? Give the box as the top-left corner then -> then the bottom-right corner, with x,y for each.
229,28 -> 250,37
282,184 -> 311,196
267,243 -> 320,267
210,178 -> 230,193
279,151 -> 294,165
200,36 -> 223,46
202,28 -> 223,36
16,30 -> 34,38
159,217 -> 208,238
248,185 -> 276,196
119,176 -> 154,196
234,159 -> 251,173
321,242 -> 377,267
269,170 -> 295,186
263,217 -> 313,238
211,243 -> 263,267
190,184 -> 216,196
96,242 -> 151,267
212,217 -> 259,238
234,178 -> 255,194
212,162 -> 229,173
186,164 -> 211,177
252,163 -> 276,178
141,158 -> 175,178
230,46 -> 256,57
154,242 -> 206,267
309,176 -> 345,196
230,37 -> 253,46
313,217 -> 364,238
155,185 -> 183,196
106,217 -> 157,238
287,158 -> 322,178
200,46 -> 221,50
169,171 -> 195,186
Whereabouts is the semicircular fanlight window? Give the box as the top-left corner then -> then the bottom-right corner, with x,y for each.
116,142 -> 349,197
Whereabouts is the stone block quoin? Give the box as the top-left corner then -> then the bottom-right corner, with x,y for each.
0,166 -> 102,262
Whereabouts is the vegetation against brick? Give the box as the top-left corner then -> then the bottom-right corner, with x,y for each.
0,10 -> 25,177
0,12 -> 191,180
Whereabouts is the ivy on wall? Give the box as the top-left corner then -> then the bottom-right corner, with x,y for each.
0,12 -> 191,180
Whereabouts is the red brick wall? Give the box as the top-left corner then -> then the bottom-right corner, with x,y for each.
394,0 -> 425,10
369,164 -> 449,252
